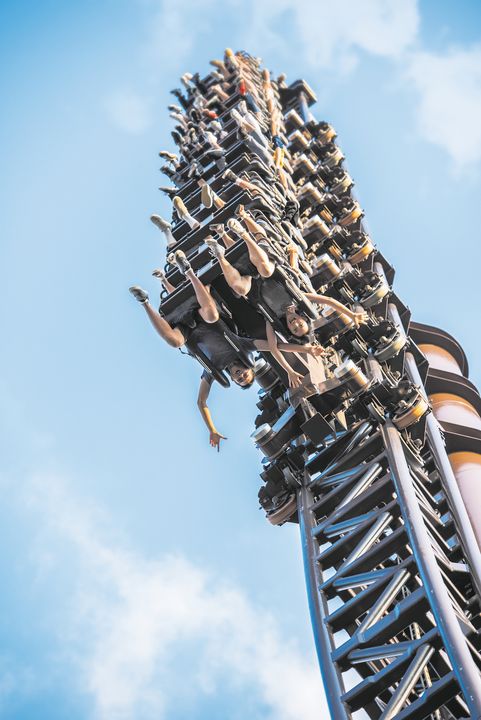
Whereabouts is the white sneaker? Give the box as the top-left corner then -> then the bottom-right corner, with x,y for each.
167,250 -> 191,275
227,218 -> 246,237
200,183 -> 214,209
173,197 -> 200,230
150,214 -> 176,247
152,268 -> 167,281
205,236 -> 225,260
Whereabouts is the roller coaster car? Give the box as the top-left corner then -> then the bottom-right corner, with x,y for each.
331,268 -> 390,308
303,360 -> 372,423
318,313 -> 357,348
174,129 -> 272,199
184,338 -> 231,388
344,231 -> 375,264
251,405 -> 302,460
258,463 -> 298,525
159,238 -> 317,388
327,167 -> 353,195
358,272 -> 390,308
283,108 -> 304,133
190,312 -> 257,387
159,271 -> 259,389
302,215 -> 331,245
312,142 -> 345,169
166,190 -> 279,276
287,129 -> 310,153
336,318 -> 407,364
292,159 -> 319,186
249,263 -> 319,331
312,121 -> 337,145
173,149 -> 259,202
337,199 -> 364,227
310,253 -> 343,287
369,376 -> 430,429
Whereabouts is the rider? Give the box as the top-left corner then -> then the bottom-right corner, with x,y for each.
130,251 -> 322,449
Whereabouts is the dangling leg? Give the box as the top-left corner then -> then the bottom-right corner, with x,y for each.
227,220 -> 275,279
143,302 -> 185,346
168,251 -> 220,323
205,237 -> 252,296
236,204 -> 268,237
152,269 -> 176,294
129,287 -> 185,347
185,270 -> 219,324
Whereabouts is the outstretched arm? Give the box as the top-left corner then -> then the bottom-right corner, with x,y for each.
197,377 -> 227,451
287,243 -> 299,269
277,341 -> 327,356
254,323 -> 303,388
256,339 -> 326,357
304,292 -> 369,325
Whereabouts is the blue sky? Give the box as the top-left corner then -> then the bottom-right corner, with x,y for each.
2,1 -> 481,718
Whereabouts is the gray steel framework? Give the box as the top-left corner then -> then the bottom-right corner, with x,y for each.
151,52 -> 481,719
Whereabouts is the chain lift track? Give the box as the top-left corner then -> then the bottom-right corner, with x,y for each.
153,52 -> 481,719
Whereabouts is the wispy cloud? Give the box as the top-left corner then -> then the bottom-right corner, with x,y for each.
24,474 -> 324,720
406,45 -> 481,172
105,0 -> 420,132
104,0 -> 481,173
243,0 -> 419,72
104,89 -> 153,134
142,0 -> 219,71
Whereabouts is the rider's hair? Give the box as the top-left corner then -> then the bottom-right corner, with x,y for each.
226,361 -> 256,389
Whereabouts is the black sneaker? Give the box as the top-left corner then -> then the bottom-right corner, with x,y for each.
158,186 -> 177,199
129,286 -> 148,303
170,90 -> 188,110
160,164 -> 175,179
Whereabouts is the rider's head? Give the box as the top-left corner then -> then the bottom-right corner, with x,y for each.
285,305 -> 310,338
227,361 -> 256,388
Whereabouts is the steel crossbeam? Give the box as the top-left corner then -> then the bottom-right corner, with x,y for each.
151,51 -> 481,719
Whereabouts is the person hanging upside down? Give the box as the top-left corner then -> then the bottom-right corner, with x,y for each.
130,252 -> 322,450
204,206 -> 368,344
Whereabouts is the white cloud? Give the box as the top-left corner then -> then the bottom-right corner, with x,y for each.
24,475 -> 324,720
105,89 -> 153,134
406,46 -> 481,171
103,0 -> 481,173
142,0 -> 219,71
106,0 -> 420,133
244,0 -> 420,72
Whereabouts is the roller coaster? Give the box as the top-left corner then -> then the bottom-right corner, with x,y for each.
131,50 -> 481,719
